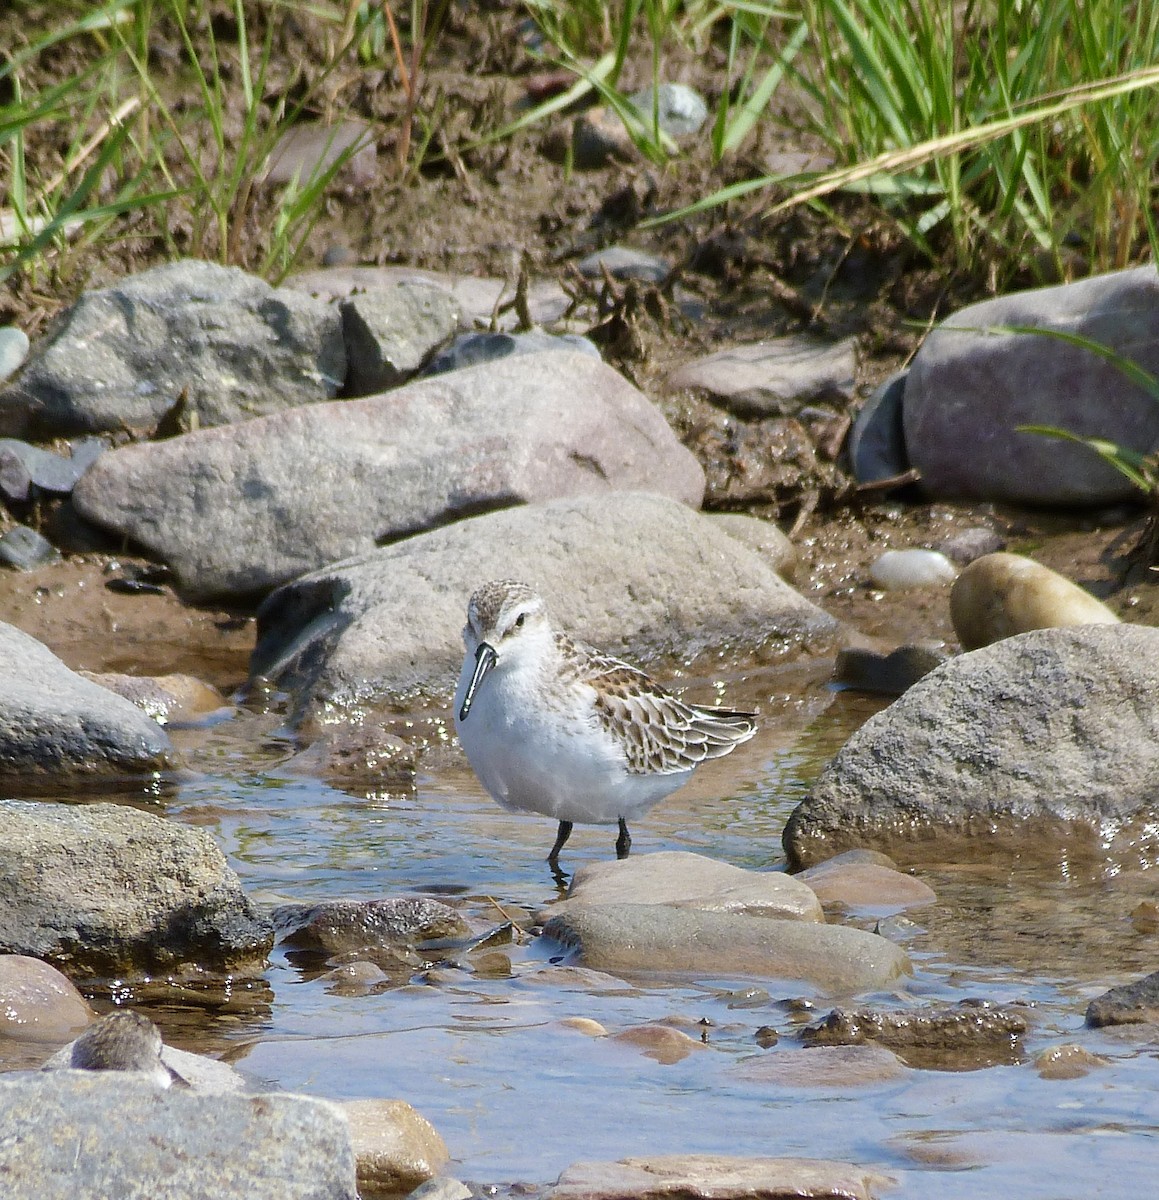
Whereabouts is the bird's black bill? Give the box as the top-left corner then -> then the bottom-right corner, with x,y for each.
458,641 -> 497,722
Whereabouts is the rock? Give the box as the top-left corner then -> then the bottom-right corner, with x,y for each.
936,526 -> 1006,565
0,1072 -> 358,1198
424,329 -> 600,376
832,645 -> 947,696
545,1155 -> 896,1200
0,260 -> 346,438
571,108 -> 637,168
611,1024 -> 702,1064
784,625 -> 1159,869
1035,1044 -> 1109,1079
666,337 -> 857,418
847,372 -> 908,484
904,265 -> 1159,505
79,672 -> 226,725
341,1099 -> 449,1199
287,264 -> 574,331
251,492 -> 841,714
950,551 -> 1119,650
628,83 -> 710,139
543,851 -> 823,923
706,512 -> 800,581
540,906 -> 910,994
73,352 -> 704,601
339,282 -> 459,394
0,525 -> 61,571
0,955 -> 93,1043
0,437 -> 105,500
1086,970 -> 1159,1027
796,852 -> 936,914
559,1017 -> 608,1037
868,548 -> 958,590
801,1001 -> 1027,1069
731,1044 -> 907,1088
264,119 -> 375,187
282,724 -> 419,793
0,621 -> 172,790
407,1179 -> 472,1200
273,898 -> 467,957
0,326 -> 29,384
44,1014 -> 249,1092
577,246 -> 671,285
0,800 -> 272,979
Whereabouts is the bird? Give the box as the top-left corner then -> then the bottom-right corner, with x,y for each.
453,580 -> 757,868
68,1010 -> 179,1088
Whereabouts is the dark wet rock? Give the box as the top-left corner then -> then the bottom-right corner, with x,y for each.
0,1072 -> 358,1198
571,108 -> 637,168
796,851 -> 936,914
904,266 -> 1159,505
0,525 -> 61,571
287,264 -> 575,330
936,525 -> 1006,565
273,898 -> 468,958
540,905 -> 910,994
0,260 -> 346,439
666,336 -> 857,418
784,625 -> 1159,869
577,246 -> 671,284
282,725 -> 419,792
43,1012 -> 249,1093
1086,970 -> 1159,1027
950,552 -> 1119,651
341,1098 -> 450,1200
0,327 -> 29,384
801,1001 -> 1027,1069
423,329 -> 600,376
251,492 -> 841,714
832,645 -> 947,696
545,1154 -> 896,1200
731,1044 -> 907,1089
0,621 -> 172,790
0,955 -> 93,1043
0,801 -> 272,979
706,512 -> 800,581
79,671 -> 226,725
73,352 -> 702,601
628,83 -> 710,139
544,851 -> 823,923
264,119 -> 376,187
339,282 -> 459,395
848,372 -> 908,484
0,437 -> 106,500
868,548 -> 957,590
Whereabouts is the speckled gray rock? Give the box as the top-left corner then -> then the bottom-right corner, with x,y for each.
73,352 -> 704,600
0,801 -> 272,979
423,329 -> 600,376
1086,970 -> 1159,1027
251,491 -> 841,715
0,1072 -> 357,1199
0,437 -> 105,501
706,512 -> 799,581
0,621 -> 172,789
0,525 -> 60,570
785,624 -> 1159,868
0,260 -> 345,439
904,266 -> 1159,505
666,337 -> 857,417
0,326 -> 29,384
546,1155 -> 896,1200
339,281 -> 459,394
541,905 -> 910,994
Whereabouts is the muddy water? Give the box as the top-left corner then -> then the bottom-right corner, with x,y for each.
17,654 -> 1149,1198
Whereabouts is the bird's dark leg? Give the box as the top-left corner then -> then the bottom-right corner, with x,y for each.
616,818 -> 631,859
548,820 -> 573,865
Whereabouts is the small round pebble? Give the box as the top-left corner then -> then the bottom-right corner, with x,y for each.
869,548 -> 958,590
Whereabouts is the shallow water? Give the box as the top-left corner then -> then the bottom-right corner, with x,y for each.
9,662 -> 1159,1197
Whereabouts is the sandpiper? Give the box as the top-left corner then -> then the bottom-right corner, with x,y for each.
453,580 -> 756,866
69,1010 -> 177,1088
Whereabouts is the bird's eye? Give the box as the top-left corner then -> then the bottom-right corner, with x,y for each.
514,613 -> 526,629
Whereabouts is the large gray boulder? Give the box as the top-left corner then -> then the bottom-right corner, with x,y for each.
784,624 -> 1159,868
0,1072 -> 357,1200
250,491 -> 840,714
904,266 -> 1159,505
73,352 -> 705,601
0,260 -> 345,438
0,801 -> 272,979
0,621 -> 172,791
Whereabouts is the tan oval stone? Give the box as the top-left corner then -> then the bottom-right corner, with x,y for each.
708,513 -> 800,581
796,858 -> 936,913
0,955 -> 93,1043
559,1017 -> 608,1037
341,1099 -> 449,1200
1035,1043 -> 1110,1080
611,1025 -> 702,1064
731,1043 -> 907,1087
951,552 -> 1119,650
